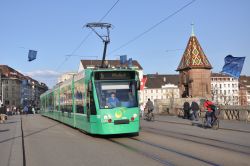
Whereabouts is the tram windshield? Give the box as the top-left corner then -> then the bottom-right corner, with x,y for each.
95,81 -> 138,109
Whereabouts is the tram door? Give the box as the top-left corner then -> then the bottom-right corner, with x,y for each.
87,91 -> 91,122
87,80 -> 97,122
87,91 -> 97,122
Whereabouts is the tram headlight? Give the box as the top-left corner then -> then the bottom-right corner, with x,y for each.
133,114 -> 137,118
107,114 -> 112,119
104,114 -> 112,123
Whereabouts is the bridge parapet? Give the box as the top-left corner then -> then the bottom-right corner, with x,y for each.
154,99 -> 250,122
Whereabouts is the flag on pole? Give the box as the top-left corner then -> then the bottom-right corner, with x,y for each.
221,55 -> 245,79
140,77 -> 147,90
128,58 -> 132,68
28,50 -> 37,61
120,55 -> 127,65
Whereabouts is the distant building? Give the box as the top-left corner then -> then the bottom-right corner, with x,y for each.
239,75 -> 250,105
211,73 -> 239,105
0,65 -> 48,108
140,74 -> 179,104
57,72 -> 77,83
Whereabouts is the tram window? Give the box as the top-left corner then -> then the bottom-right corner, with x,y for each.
95,81 -> 138,109
74,79 -> 84,114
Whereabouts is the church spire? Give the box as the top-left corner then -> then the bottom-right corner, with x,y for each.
191,23 -> 195,36
176,27 -> 212,71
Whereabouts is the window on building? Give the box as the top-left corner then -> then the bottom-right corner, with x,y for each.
224,90 -> 226,95
151,90 -> 153,93
220,84 -> 222,88
228,84 -> 230,88
224,84 -> 226,88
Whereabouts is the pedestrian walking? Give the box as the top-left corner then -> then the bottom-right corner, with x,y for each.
32,106 -> 36,114
140,104 -> 144,117
183,101 -> 190,119
190,100 -> 199,121
0,104 -> 7,123
24,105 -> 28,115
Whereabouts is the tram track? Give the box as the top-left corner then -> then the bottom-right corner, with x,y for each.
129,137 -> 219,166
108,139 -> 174,166
141,126 -> 250,156
107,136 -> 219,166
21,115 -> 26,166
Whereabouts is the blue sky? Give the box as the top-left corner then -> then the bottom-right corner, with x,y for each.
1,0 -> 250,88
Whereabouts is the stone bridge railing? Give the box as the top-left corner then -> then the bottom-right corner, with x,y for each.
154,99 -> 250,122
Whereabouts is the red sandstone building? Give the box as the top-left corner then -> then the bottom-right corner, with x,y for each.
177,28 -> 212,99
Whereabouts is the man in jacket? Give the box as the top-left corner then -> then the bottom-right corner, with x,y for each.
204,100 -> 214,127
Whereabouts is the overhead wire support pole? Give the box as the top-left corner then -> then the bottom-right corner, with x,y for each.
86,23 -> 112,68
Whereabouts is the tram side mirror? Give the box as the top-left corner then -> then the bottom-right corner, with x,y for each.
88,81 -> 92,92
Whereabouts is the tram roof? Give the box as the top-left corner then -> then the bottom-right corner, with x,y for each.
80,60 -> 143,70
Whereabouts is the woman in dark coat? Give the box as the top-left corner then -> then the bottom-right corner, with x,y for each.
191,100 -> 199,121
183,101 -> 190,119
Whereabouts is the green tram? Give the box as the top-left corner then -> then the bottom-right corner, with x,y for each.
40,68 -> 140,135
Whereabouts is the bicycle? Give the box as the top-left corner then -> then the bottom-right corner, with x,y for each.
144,111 -> 155,121
202,108 -> 220,130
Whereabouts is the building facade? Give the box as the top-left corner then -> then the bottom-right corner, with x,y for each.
211,73 -> 239,105
0,65 -> 48,108
140,74 -> 179,104
239,75 -> 250,105
57,72 -> 77,83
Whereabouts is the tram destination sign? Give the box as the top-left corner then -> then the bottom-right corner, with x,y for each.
95,71 -> 135,80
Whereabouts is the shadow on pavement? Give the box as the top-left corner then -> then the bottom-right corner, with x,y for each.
0,129 -> 10,132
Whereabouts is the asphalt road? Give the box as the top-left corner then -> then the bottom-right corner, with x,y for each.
21,115 -> 250,166
0,115 -> 23,166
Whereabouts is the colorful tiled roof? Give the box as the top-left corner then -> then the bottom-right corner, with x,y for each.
177,34 -> 212,71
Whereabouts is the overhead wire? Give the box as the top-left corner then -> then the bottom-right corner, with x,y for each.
55,0 -> 121,71
109,0 -> 196,55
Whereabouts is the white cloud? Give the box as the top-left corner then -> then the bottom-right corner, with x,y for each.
23,70 -> 61,78
20,70 -> 61,88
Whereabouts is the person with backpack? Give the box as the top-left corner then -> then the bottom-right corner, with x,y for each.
190,100 -> 199,121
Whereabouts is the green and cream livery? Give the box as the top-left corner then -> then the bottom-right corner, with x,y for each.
40,68 -> 140,135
